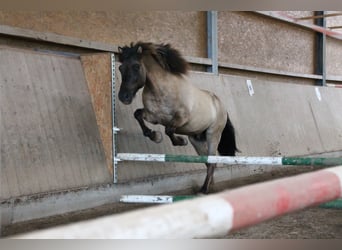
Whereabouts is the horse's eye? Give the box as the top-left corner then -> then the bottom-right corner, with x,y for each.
132,64 -> 140,71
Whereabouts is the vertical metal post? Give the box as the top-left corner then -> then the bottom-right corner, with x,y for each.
207,11 -> 218,75
111,53 -> 118,183
315,11 -> 326,86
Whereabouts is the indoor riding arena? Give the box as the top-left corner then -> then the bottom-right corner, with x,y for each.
1,11 -> 342,239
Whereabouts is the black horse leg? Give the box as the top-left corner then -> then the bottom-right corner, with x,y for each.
165,126 -> 188,146
189,131 -> 221,194
199,163 -> 215,194
134,109 -> 162,143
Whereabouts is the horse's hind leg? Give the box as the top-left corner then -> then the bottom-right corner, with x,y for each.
189,127 -> 223,194
134,108 -> 162,143
165,126 -> 188,146
201,164 -> 216,194
188,135 -> 215,194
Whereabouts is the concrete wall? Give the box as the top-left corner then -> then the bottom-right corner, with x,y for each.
0,47 -> 111,200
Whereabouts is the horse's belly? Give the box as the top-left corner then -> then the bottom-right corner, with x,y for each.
175,102 -> 216,134
176,117 -> 212,135
143,104 -> 173,124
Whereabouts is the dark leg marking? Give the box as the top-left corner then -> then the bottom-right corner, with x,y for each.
199,163 -> 215,194
134,109 -> 162,143
189,130 -> 221,194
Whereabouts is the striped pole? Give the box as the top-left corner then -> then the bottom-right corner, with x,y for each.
120,195 -> 196,204
319,199 -> 342,209
120,194 -> 342,209
117,153 -> 342,166
17,166 -> 342,239
326,83 -> 342,88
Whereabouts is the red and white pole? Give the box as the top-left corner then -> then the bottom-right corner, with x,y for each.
16,166 -> 342,239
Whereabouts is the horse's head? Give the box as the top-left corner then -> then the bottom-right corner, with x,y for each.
118,44 -> 147,105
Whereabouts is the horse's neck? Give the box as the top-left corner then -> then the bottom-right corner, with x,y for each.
142,56 -> 182,95
144,57 -> 171,95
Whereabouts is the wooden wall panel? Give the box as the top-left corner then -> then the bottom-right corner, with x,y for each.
2,11 -> 342,84
327,37 -> 342,76
0,11 -> 206,58
0,47 -> 111,200
218,12 -> 315,75
81,53 -> 113,175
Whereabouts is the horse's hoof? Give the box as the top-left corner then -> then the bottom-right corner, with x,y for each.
180,137 -> 188,146
198,187 -> 209,194
196,192 -> 207,197
151,131 -> 163,143
173,137 -> 188,146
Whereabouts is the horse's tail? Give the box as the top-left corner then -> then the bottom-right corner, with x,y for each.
217,114 -> 238,156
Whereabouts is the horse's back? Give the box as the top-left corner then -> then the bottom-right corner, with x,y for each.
176,82 -> 227,135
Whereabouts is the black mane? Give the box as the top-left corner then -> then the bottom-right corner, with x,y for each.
118,42 -> 188,76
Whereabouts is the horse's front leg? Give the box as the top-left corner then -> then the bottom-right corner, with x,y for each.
134,108 -> 163,143
164,111 -> 189,146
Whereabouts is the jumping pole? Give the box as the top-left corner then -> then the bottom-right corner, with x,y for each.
118,153 -> 342,207
120,194 -> 342,209
117,153 -> 342,166
17,166 -> 342,239
120,195 -> 196,204
319,198 -> 342,209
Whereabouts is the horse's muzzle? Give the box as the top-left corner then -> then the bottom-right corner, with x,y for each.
118,91 -> 133,105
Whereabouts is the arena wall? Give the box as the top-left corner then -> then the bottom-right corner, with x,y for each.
1,11 -> 342,84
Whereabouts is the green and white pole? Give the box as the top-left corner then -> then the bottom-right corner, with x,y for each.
117,153 -> 342,166
120,194 -> 342,209
120,195 -> 196,204
118,153 -> 342,207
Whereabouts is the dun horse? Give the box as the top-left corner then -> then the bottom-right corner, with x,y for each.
118,42 -> 238,194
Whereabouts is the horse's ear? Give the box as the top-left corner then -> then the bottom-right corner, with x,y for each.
137,46 -> 143,54
118,46 -> 123,53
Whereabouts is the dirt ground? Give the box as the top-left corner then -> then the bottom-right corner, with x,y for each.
227,207 -> 342,239
2,166 -> 342,238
